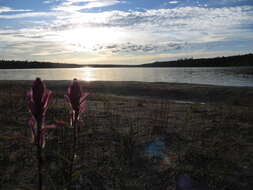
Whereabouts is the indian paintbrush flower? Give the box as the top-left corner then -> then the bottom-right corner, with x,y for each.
64,79 -> 89,185
65,78 -> 89,127
27,78 -> 55,147
26,77 -> 56,190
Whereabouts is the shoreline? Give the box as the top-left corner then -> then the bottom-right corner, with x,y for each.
1,80 -> 253,106
1,65 -> 253,69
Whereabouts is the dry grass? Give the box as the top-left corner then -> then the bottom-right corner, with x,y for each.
0,82 -> 252,190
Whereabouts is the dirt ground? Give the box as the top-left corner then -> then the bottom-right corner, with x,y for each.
0,81 -> 252,190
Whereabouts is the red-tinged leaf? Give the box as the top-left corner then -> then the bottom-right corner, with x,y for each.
28,102 -> 35,115
42,90 -> 52,110
41,125 -> 57,132
39,125 -> 56,148
70,112 -> 74,127
27,91 -> 35,113
80,92 -> 90,104
28,119 -> 36,136
55,120 -> 69,126
80,103 -> 86,113
67,87 -> 71,96
79,93 -> 89,113
39,133 -> 45,148
64,94 -> 71,105
26,91 -> 33,99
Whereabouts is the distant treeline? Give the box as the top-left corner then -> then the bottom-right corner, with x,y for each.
0,60 -> 83,69
0,53 -> 253,69
140,53 -> 253,67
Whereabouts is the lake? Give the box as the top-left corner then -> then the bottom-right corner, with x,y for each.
0,67 -> 253,87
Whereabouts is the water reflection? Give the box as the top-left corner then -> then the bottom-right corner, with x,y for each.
81,67 -> 95,81
0,67 -> 253,87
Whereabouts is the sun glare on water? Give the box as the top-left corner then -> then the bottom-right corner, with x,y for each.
81,67 -> 96,81
61,27 -> 126,52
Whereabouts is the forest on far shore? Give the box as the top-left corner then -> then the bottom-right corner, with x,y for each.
0,53 -> 252,69
141,53 -> 253,67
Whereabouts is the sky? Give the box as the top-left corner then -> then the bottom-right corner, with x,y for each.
0,0 -> 253,65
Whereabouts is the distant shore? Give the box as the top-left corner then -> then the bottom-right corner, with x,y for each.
1,53 -> 252,69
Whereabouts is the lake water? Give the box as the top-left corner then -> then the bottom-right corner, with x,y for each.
0,67 -> 253,87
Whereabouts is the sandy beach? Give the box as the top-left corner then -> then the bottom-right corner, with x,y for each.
0,80 -> 252,189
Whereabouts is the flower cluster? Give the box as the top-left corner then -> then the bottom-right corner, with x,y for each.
26,78 -> 89,147
25,77 -> 89,190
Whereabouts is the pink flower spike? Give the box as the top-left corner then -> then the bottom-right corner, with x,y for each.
32,78 -> 45,104
26,78 -> 54,190
26,78 -> 52,124
65,79 -> 89,121
26,78 -> 54,148
67,79 -> 82,112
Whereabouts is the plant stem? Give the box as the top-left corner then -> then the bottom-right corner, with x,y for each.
37,144 -> 42,190
69,119 -> 77,187
37,121 -> 43,190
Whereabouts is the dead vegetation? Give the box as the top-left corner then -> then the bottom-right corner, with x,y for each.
0,82 -> 252,189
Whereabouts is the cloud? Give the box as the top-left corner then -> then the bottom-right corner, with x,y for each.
0,11 -> 60,19
0,6 -> 31,13
91,42 -> 188,54
43,0 -> 52,4
53,0 -> 122,12
168,1 -> 179,4
48,6 -> 253,44
0,5 -> 253,63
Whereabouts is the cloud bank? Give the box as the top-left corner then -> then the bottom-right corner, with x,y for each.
0,1 -> 253,64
